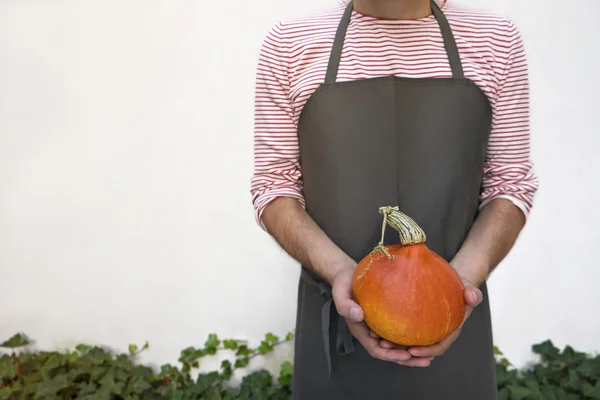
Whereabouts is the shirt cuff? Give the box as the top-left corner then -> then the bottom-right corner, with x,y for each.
254,190 -> 306,231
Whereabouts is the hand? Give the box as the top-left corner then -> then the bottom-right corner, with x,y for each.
406,277 -> 483,360
331,267 -> 432,367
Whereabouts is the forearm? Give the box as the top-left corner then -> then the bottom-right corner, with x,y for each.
451,198 -> 526,286
261,197 -> 355,284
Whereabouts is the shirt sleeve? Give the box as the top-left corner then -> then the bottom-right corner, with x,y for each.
250,23 -> 305,230
479,21 -> 539,221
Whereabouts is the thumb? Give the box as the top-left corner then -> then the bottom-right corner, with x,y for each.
336,296 -> 364,322
463,284 -> 483,307
331,271 -> 364,322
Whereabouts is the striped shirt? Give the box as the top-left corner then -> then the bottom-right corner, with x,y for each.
251,0 -> 539,229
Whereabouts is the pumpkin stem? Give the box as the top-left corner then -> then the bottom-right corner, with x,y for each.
378,206 -> 426,245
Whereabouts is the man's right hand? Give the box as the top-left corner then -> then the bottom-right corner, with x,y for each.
331,267 -> 434,368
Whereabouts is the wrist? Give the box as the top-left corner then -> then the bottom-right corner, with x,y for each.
451,259 -> 489,287
322,258 -> 356,285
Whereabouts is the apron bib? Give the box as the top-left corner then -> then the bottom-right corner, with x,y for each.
293,1 -> 497,399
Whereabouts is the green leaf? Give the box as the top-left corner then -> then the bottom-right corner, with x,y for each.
34,373 -> 70,398
204,386 -> 223,400
0,334 -> 30,348
285,332 -> 294,341
221,360 -> 233,381
508,384 -> 538,400
540,386 -> 559,400
258,342 -> 273,355
76,344 -> 91,353
223,340 -> 238,350
127,375 -> 152,394
278,361 -> 293,388
235,357 -> 250,369
576,359 -> 596,377
524,378 -> 540,394
236,345 -> 251,357
583,382 -> 600,399
497,387 -> 509,400
40,354 -> 62,377
0,388 -> 13,400
129,344 -> 138,354
564,368 -> 580,390
533,340 -> 560,361
265,333 -> 279,343
0,356 -> 17,380
205,334 -> 221,353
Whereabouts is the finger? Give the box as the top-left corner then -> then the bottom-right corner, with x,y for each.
408,342 -> 447,358
369,330 -> 380,339
408,331 -> 457,358
350,323 -> 411,362
379,340 -> 408,350
396,356 -> 434,368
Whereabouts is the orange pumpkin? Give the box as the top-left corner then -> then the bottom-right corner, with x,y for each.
351,206 -> 466,347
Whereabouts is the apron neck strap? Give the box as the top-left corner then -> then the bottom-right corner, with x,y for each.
324,0 -> 465,84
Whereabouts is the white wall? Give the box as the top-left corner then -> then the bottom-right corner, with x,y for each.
0,0 -> 598,375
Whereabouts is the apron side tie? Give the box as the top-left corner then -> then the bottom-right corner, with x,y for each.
301,268 -> 356,379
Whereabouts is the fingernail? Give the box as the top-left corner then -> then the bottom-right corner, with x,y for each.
350,307 -> 360,321
471,290 -> 479,303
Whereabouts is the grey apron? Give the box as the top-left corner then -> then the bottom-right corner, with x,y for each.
292,1 -> 497,399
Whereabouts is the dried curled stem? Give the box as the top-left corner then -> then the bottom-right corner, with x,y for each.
378,206 -> 426,245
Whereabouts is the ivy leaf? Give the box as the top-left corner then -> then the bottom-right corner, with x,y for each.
258,342 -> 273,355
576,360 -> 596,378
583,382 -> 600,400
204,386 -> 223,400
532,340 -> 560,361
76,344 -> 91,354
221,360 -> 233,381
40,354 -> 62,377
524,378 -> 540,394
278,361 -> 293,388
191,372 -> 219,394
497,387 -> 509,400
540,386 -> 559,400
205,334 -> 221,354
0,356 -> 17,380
265,333 -> 279,344
562,345 -> 588,364
508,384 -> 538,400
235,357 -> 250,369
223,340 -> 238,351
242,370 -> 273,390
236,345 -> 251,357
0,334 -> 30,349
126,374 -> 152,394
564,368 -> 580,390
0,388 -> 13,400
34,373 -> 70,398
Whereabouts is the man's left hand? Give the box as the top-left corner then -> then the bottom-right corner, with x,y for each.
406,277 -> 483,359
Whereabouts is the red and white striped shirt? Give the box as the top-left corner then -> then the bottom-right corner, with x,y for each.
251,0 -> 539,228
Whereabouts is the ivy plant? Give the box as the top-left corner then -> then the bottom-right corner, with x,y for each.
495,340 -> 600,400
1,331 -> 599,399
0,331 -> 293,400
